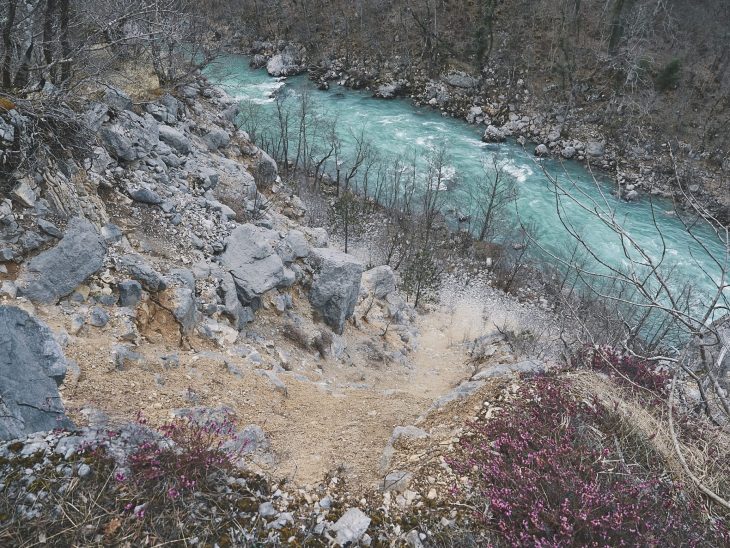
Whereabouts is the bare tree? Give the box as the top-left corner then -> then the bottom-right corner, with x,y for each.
526,151 -> 730,508
469,156 -> 517,242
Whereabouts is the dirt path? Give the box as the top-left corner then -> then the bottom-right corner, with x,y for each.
56,291 -> 479,490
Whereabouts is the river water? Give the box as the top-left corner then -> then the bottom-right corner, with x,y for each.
206,54 -> 728,331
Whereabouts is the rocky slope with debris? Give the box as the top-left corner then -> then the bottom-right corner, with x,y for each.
0,73 -> 558,545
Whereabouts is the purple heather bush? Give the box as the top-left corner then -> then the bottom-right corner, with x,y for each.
579,345 -> 670,395
449,377 -> 728,547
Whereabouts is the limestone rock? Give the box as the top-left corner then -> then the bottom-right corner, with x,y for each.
361,265 -> 396,299
254,150 -> 278,187
158,125 -> 191,155
330,508 -> 371,546
220,224 -> 285,307
116,254 -> 167,292
308,248 -> 363,334
16,217 -> 107,303
0,306 -> 72,440
483,125 -> 506,143
99,111 -> 159,162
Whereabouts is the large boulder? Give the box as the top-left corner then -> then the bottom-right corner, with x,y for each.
99,111 -> 159,162
0,306 -> 73,440
146,94 -> 182,123
308,248 -> 363,334
254,150 -> 278,187
443,71 -> 479,89
276,230 -> 310,263
220,224 -> 285,307
483,125 -> 506,143
16,217 -> 107,303
158,125 -> 191,155
361,265 -> 396,299
266,47 -> 303,77
586,141 -> 605,158
115,254 -> 167,292
203,128 -> 231,151
158,268 -> 198,334
374,81 -> 406,99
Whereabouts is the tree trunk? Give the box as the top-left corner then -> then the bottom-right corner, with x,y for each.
59,0 -> 71,83
2,0 -> 18,89
43,0 -> 57,84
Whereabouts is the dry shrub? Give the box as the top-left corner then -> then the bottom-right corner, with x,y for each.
282,320 -> 312,349
571,370 -> 730,512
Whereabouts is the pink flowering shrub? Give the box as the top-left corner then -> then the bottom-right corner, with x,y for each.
127,412 -> 240,498
579,345 -> 670,395
449,377 -> 727,546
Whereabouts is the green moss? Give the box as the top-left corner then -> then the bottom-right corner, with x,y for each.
235,497 -> 259,513
7,442 -> 23,453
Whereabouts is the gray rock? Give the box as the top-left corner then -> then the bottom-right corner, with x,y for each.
561,145 -> 576,159
116,254 -> 167,292
375,81 -> 405,99
37,219 -> 62,238
625,190 -> 639,202
203,128 -> 230,151
99,111 -> 159,162
0,119 -> 15,143
10,181 -> 37,208
112,344 -> 142,370
128,186 -> 163,205
16,217 -> 106,304
483,125 -> 505,143
77,463 -> 92,478
308,248 -> 363,334
0,306 -> 72,440
257,369 -> 288,397
103,87 -> 133,111
220,224 -> 285,307
158,125 -> 191,155
258,501 -> 276,518
406,529 -> 425,548
0,281 -> 17,298
535,143 -> 550,157
432,380 -> 486,409
586,141 -> 605,158
118,280 -> 143,307
472,360 -> 546,380
266,50 -> 302,77
331,508 -> 371,546
101,223 -> 123,244
383,470 -> 413,493
219,270 -> 253,329
146,94 -> 182,124
443,71 -> 479,88
361,265 -> 396,298
276,230 -> 310,263
159,269 -> 198,334
254,150 -> 278,187
88,306 -> 110,328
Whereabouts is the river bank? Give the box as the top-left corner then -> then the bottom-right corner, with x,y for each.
228,38 -> 729,224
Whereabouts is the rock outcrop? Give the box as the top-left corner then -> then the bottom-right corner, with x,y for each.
220,224 -> 285,307
0,306 -> 72,440
16,217 -> 107,303
308,248 -> 363,334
